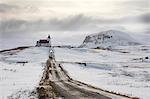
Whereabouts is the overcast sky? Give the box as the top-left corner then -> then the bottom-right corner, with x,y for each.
0,0 -> 150,36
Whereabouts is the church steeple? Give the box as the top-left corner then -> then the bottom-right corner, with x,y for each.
48,35 -> 50,39
47,35 -> 51,47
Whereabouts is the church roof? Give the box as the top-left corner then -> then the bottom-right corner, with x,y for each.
39,39 -> 49,43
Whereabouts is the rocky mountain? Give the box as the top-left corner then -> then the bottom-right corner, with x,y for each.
80,30 -> 140,49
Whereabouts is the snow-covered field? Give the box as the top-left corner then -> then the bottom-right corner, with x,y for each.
0,41 -> 150,99
0,47 -> 49,99
54,45 -> 150,99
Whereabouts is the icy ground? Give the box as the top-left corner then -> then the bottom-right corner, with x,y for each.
0,47 -> 49,99
54,45 -> 150,99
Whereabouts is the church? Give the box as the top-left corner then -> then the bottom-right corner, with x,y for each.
36,35 -> 51,47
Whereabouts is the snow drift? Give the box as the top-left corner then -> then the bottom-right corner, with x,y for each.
80,30 -> 140,48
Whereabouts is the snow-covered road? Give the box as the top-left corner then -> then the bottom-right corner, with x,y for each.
38,55 -> 130,99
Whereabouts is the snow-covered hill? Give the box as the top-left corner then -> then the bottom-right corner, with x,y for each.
80,30 -> 140,49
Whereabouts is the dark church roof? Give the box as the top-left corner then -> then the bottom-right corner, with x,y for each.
39,39 -> 49,43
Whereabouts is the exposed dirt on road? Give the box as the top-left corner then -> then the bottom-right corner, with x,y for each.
37,57 -> 133,99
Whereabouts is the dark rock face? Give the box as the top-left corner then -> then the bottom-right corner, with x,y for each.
83,36 -> 92,43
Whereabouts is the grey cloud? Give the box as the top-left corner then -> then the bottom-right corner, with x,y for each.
144,27 -> 150,34
0,3 -> 19,13
0,14 -> 100,34
140,13 -> 150,24
115,13 -> 150,24
0,13 -> 149,35
0,14 -> 122,35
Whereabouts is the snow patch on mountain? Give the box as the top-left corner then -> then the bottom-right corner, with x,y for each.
80,30 -> 140,48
